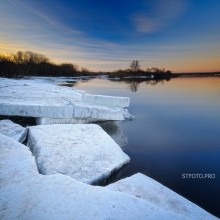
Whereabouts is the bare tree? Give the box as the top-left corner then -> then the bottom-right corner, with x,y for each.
81,67 -> 89,74
13,51 -> 49,64
129,60 -> 140,72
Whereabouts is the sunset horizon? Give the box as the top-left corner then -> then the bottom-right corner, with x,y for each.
1,0 -> 220,72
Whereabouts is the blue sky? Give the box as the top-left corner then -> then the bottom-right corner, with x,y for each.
0,0 -> 220,72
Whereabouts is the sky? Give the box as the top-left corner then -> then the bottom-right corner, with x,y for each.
0,0 -> 220,72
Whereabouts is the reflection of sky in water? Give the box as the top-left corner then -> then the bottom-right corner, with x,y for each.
71,77 -> 220,217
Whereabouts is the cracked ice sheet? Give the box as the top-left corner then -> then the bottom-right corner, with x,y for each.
0,78 -> 130,120
0,119 -> 28,143
0,133 -> 190,220
28,124 -> 130,184
106,173 -> 218,220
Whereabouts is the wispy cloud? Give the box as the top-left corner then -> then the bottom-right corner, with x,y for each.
132,0 -> 187,33
14,0 -> 82,35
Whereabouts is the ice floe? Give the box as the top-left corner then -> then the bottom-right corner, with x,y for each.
28,124 -> 130,184
0,119 -> 28,143
82,93 -> 130,108
106,173 -> 217,220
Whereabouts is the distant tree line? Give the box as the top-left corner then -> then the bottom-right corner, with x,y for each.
0,51 -> 91,78
109,60 -> 173,78
1,52 -> 173,79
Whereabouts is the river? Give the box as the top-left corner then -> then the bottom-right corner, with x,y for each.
67,76 -> 220,217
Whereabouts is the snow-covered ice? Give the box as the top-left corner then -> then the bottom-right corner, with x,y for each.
36,110 -> 134,126
35,119 -> 128,147
82,93 -> 130,108
73,103 -> 125,120
106,173 -> 217,220
0,133 -> 192,220
0,119 -> 28,143
0,78 -> 130,120
28,124 -> 130,184
0,134 -> 39,184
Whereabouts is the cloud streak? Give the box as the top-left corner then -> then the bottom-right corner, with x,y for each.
132,0 -> 187,33
15,0 -> 82,35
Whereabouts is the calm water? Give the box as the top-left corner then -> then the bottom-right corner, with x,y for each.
69,77 -> 220,217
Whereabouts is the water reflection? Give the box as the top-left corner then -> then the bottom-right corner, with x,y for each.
61,77 -> 172,92
59,80 -> 78,87
97,121 -> 128,148
145,78 -> 171,85
109,78 -> 171,92
59,78 -> 92,87
128,80 -> 140,92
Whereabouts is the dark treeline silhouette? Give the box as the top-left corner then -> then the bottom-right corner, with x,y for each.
0,51 -> 94,78
109,60 -> 173,79
0,52 -> 173,79
2,52 -> 218,79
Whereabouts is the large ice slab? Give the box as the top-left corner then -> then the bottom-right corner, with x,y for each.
106,173 -> 217,220
36,109 -> 135,125
0,78 -> 130,120
73,103 -> 124,120
82,93 -> 130,108
28,124 -> 130,184
35,119 -> 128,147
0,119 -> 28,143
0,133 -> 190,220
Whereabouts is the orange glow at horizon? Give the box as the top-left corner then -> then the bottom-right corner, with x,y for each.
1,40 -> 220,73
